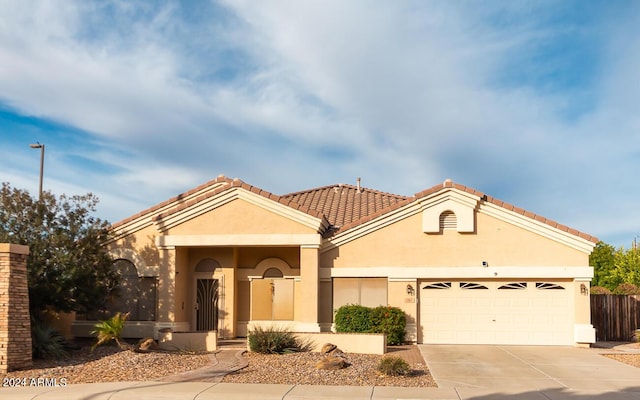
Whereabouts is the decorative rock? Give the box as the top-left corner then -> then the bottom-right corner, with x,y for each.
135,338 -> 158,353
315,355 -> 349,370
320,343 -> 337,354
329,347 -> 344,357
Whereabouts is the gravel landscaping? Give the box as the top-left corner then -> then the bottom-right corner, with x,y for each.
222,350 -> 436,387
1,343 -> 212,384
1,341 -> 436,387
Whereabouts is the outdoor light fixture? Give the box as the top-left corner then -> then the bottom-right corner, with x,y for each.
406,284 -> 415,296
580,283 -> 588,296
482,261 -> 488,267
29,142 -> 45,201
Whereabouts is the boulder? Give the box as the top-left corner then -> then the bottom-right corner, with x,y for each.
315,355 -> 349,370
320,343 -> 337,354
135,338 -> 158,353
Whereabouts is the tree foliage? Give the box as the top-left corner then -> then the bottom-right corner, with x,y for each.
590,240 -> 640,292
0,182 -> 118,319
590,241 -> 616,289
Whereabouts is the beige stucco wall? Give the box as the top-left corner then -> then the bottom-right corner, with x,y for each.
166,199 -> 318,236
322,212 -> 588,268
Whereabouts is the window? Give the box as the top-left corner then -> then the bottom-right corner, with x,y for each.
195,258 -> 221,273
536,282 -> 565,290
333,278 -> 387,309
422,282 -> 452,290
498,282 -> 527,290
263,268 -> 283,278
460,282 -> 488,290
86,259 -> 157,321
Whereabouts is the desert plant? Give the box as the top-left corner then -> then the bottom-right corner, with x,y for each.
31,322 -> 69,359
371,306 -> 406,345
590,286 -> 611,295
377,355 -> 410,376
334,304 -> 372,333
247,326 -> 311,354
90,312 -> 129,351
613,283 -> 640,295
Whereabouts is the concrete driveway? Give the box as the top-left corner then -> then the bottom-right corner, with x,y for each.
419,345 -> 640,395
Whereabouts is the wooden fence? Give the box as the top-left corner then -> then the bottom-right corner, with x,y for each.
590,294 -> 640,341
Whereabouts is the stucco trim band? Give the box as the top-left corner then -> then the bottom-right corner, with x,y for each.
156,233 -> 322,248
330,266 -> 594,279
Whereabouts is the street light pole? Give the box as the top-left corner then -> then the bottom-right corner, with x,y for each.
29,143 -> 45,201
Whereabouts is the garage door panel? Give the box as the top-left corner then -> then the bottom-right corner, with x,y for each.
420,280 -> 573,345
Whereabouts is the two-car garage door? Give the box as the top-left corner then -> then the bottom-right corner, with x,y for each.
419,280 -> 573,345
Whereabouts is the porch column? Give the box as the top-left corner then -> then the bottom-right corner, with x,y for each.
298,244 -> 321,332
157,245 -> 176,323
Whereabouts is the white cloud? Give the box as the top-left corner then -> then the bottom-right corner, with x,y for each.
0,0 -> 638,244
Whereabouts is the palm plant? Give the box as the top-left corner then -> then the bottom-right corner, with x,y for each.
90,312 -> 129,351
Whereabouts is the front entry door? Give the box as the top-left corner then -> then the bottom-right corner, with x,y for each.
195,278 -> 219,331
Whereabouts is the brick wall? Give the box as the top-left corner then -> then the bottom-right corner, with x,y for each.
0,243 -> 32,373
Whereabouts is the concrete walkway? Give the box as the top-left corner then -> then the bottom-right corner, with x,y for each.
4,345 -> 640,399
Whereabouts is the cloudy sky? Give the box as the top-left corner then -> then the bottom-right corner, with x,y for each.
0,0 -> 638,247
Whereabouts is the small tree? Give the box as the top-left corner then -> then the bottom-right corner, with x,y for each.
0,182 -> 119,321
590,241 -> 616,290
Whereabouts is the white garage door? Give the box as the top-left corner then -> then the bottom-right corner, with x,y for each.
419,280 -> 573,345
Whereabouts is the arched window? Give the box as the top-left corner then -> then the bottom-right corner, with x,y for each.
439,211 -> 457,231
195,258 -> 221,273
93,259 -> 157,321
263,268 -> 283,278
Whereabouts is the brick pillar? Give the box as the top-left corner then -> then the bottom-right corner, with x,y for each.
0,243 -> 32,373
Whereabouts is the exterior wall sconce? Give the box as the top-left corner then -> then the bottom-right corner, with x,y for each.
482,261 -> 488,267
580,283 -> 589,296
406,284 -> 415,296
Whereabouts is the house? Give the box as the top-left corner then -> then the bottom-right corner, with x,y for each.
72,175 -> 598,346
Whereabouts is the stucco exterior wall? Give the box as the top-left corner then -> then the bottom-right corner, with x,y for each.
166,199 -> 317,236
322,212 -> 588,268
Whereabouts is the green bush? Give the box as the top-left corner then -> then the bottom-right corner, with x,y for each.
377,356 -> 410,376
334,304 -> 406,345
248,326 -> 311,354
31,322 -> 68,359
334,304 -> 372,333
371,306 -> 406,345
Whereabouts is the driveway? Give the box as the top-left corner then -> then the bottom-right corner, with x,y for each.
419,345 -> 640,394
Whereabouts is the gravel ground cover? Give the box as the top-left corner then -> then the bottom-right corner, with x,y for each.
222,350 -> 437,387
603,353 -> 640,368
602,342 -> 640,368
1,344 -> 211,384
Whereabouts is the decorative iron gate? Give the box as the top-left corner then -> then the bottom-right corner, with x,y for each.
196,279 -> 219,331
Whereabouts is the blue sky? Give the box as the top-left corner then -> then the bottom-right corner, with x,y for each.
1,0 -> 638,248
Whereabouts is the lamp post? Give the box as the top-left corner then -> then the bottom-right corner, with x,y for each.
29,142 -> 45,201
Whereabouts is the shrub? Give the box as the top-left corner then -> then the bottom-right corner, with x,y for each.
334,304 -> 406,345
90,312 -> 129,351
613,283 -> 640,295
334,304 -> 372,333
371,306 -> 406,345
590,286 -> 611,295
248,326 -> 311,354
31,322 -> 68,359
377,356 -> 410,376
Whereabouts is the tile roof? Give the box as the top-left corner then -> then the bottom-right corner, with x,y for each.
281,184 -> 409,229
111,176 -> 598,244
110,175 -> 330,232
324,179 -> 598,243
